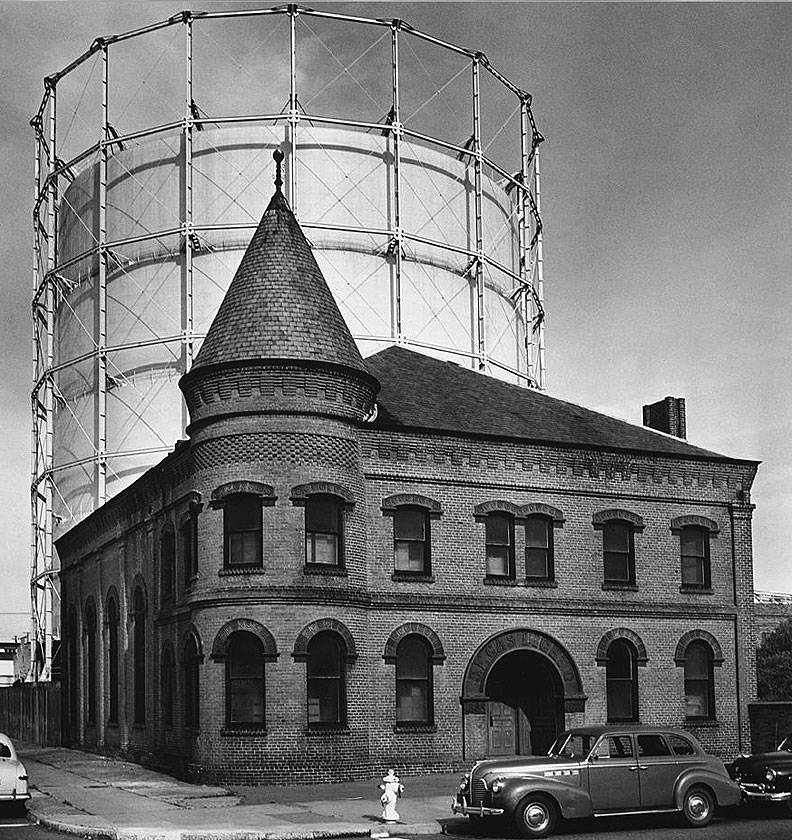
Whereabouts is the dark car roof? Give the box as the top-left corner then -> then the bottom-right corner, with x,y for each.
565,725 -> 700,741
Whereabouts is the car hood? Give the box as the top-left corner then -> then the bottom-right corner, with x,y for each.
473,755 -> 581,778
732,752 -> 792,773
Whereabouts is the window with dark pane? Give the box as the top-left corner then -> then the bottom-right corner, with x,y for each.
161,646 -> 174,728
396,635 -> 433,724
606,639 -> 638,722
107,598 -> 119,724
183,635 -> 200,729
525,515 -> 554,579
68,609 -> 78,726
226,632 -> 265,728
305,494 -> 343,566
84,606 -> 97,725
224,494 -> 262,569
160,528 -> 175,603
684,640 -> 714,720
394,507 -> 430,574
681,526 -> 710,588
181,514 -> 198,586
486,513 -> 514,578
603,520 -> 634,583
132,588 -> 146,724
307,631 -> 345,727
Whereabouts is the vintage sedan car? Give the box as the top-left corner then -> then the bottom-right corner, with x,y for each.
0,733 -> 30,812
727,733 -> 792,812
452,725 -> 740,837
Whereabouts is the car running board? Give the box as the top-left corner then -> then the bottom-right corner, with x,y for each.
593,807 -> 678,818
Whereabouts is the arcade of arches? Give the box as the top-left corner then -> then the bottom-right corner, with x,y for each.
461,628 -> 587,758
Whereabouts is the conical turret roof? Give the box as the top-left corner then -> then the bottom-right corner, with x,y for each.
190,176 -> 369,378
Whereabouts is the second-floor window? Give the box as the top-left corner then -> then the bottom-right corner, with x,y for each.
305,494 -> 343,566
680,526 -> 710,589
160,527 -> 175,603
181,512 -> 198,586
394,507 -> 431,575
525,515 -> 554,580
225,494 -> 262,569
603,519 -> 635,584
485,513 -> 514,578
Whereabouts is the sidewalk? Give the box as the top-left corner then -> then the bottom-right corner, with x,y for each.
18,742 -> 468,840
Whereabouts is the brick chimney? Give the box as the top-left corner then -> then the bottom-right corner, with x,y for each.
642,396 -> 687,439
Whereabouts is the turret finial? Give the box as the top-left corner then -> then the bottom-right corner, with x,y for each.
273,148 -> 284,191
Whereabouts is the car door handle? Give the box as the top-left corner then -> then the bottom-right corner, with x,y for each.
627,766 -> 638,772
638,765 -> 648,770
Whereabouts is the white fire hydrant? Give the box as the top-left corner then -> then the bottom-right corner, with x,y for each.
379,768 -> 404,822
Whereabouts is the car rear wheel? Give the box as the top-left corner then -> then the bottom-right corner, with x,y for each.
514,794 -> 557,838
682,785 -> 715,828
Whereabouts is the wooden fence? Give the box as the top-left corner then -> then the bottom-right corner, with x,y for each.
0,683 -> 61,746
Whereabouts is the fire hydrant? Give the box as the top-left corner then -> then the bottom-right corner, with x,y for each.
379,768 -> 404,822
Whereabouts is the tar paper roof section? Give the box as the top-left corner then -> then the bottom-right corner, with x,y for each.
366,346 -> 757,464
189,185 -> 371,380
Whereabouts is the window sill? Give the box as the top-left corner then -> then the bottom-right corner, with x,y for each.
305,727 -> 350,736
304,564 -> 348,577
601,582 -> 638,592
392,573 -> 435,583
679,586 -> 714,595
683,719 -> 719,729
218,566 -> 265,577
484,576 -> 517,586
393,723 -> 437,734
221,727 -> 267,736
525,578 -> 558,588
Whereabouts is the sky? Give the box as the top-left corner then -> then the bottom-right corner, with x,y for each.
1,1 -> 790,639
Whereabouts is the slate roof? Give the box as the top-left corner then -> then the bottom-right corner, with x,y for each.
366,346 -> 752,463
191,187 -> 369,377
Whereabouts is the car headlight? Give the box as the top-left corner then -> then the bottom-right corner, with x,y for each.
491,779 -> 504,793
765,768 -> 777,783
459,774 -> 469,791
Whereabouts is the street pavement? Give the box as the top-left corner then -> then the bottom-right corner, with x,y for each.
17,741 -> 462,840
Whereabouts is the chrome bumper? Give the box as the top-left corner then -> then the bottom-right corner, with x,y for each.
739,783 -> 792,803
451,795 -> 504,817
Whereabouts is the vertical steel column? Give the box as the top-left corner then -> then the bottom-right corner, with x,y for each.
181,14 -> 195,429
390,22 -> 403,340
97,45 -> 108,507
518,97 -> 532,386
472,57 -> 485,371
534,146 -> 546,389
288,5 -> 298,212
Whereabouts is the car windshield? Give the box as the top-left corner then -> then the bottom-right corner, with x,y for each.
548,732 -> 596,759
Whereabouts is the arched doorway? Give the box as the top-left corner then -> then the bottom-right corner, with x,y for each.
461,628 -> 587,760
485,650 -> 564,756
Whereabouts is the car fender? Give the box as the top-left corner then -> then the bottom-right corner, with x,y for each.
502,775 -> 593,820
674,767 -> 741,809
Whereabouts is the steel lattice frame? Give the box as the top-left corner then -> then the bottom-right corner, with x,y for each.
30,4 -> 545,680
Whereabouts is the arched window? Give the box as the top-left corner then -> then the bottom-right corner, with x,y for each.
680,526 -> 711,589
160,527 -> 176,604
224,494 -> 262,569
684,641 -> 715,720
396,635 -> 433,725
525,514 -> 554,580
183,634 -> 201,730
67,607 -> 78,727
181,510 -> 199,588
106,597 -> 119,725
84,604 -> 97,726
485,513 -> 514,578
606,639 -> 638,722
161,646 -> 174,728
305,494 -> 343,567
393,506 -> 431,575
132,587 -> 146,724
226,632 -> 265,729
603,519 -> 635,584
307,631 -> 345,728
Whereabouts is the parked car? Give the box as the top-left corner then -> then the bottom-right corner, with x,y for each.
727,733 -> 792,813
0,733 -> 30,813
451,725 -> 740,837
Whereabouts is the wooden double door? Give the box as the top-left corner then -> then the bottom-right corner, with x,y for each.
485,650 -> 564,756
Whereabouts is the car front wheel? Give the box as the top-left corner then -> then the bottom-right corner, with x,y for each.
682,785 -> 715,828
514,794 -> 557,838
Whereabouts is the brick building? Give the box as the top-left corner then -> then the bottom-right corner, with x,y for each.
58,176 -> 760,783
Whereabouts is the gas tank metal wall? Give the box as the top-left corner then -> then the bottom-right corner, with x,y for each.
53,125 -> 523,522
